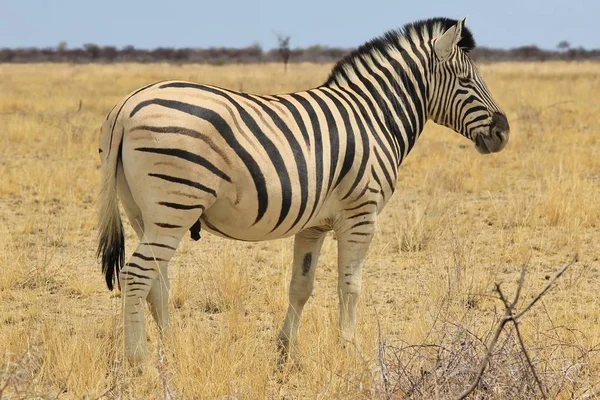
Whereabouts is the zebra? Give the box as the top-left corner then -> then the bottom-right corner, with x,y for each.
97,17 -> 510,366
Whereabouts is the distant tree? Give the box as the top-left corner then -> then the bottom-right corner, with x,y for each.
557,40 -> 570,51
0,48 -> 15,62
510,45 -> 548,61
57,41 -> 68,52
275,33 -> 291,71
102,46 -> 118,61
250,41 -> 263,53
84,43 -> 100,59
174,48 -> 191,61
152,47 -> 176,61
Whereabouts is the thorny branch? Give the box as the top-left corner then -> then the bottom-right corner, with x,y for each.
374,302 -> 392,399
495,269 -> 546,399
456,259 -> 574,400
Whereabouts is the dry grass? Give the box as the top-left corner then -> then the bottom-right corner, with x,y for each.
0,61 -> 599,399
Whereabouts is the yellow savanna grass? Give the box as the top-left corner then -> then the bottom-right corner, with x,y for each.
0,61 -> 598,398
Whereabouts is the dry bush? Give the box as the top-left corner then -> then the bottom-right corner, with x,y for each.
376,261 -> 599,399
379,315 -> 599,399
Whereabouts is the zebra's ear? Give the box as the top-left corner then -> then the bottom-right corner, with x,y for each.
434,18 -> 465,61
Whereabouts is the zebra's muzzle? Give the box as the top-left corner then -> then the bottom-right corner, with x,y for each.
475,112 -> 510,154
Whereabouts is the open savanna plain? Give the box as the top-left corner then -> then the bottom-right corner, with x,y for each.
0,61 -> 599,399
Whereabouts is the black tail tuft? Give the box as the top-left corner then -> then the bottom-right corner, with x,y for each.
97,224 -> 125,291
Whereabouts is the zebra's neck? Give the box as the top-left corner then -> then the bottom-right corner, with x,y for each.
323,48 -> 430,167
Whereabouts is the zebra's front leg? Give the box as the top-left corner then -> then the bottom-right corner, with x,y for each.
335,217 -> 376,344
278,228 -> 326,368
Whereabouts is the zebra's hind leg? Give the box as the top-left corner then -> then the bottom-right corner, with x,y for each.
121,226 -> 186,366
146,261 -> 170,335
278,228 -> 326,368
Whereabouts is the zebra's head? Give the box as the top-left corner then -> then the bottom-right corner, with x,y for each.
428,18 -> 510,154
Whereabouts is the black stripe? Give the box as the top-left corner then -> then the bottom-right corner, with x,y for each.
338,66 -> 397,171
320,89 -> 355,191
307,91 -> 339,197
122,270 -> 152,280
327,87 -> 370,201
272,96 -> 311,147
130,98 -> 268,224
157,83 -> 292,230
131,253 -> 166,262
371,166 -> 386,202
135,147 -> 231,182
373,148 -> 395,190
291,93 -> 324,223
127,281 -> 150,287
354,57 -> 401,161
347,211 -> 372,219
105,104 -> 117,121
148,173 -> 216,196
464,112 -> 490,131
202,218 -> 245,241
369,55 -> 418,155
108,81 -> 162,158
356,184 -> 370,199
350,221 -> 374,229
158,201 -> 206,210
451,91 -> 469,127
236,93 -> 310,234
344,200 -> 378,211
141,242 -> 176,250
127,288 -> 147,293
130,125 -> 231,165
390,49 -> 427,146
170,86 -> 290,229
126,262 -> 155,271
155,222 -> 182,229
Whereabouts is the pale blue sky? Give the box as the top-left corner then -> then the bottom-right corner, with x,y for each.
0,0 -> 597,50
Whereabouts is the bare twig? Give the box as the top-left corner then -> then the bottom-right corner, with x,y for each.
455,289 -> 515,399
456,259 -> 574,400
512,317 -> 546,398
93,385 -> 116,400
373,302 -> 392,399
513,261 -> 573,320
580,383 -> 600,400
157,342 -> 173,400
494,269 -> 546,398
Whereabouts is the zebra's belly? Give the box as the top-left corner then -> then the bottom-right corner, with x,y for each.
199,197 -> 307,242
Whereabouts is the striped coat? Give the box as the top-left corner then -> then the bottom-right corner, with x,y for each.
98,17 -> 509,366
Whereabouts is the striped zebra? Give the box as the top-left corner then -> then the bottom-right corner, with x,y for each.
97,17 -> 509,366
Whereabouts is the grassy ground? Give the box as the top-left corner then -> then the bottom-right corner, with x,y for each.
0,61 -> 599,399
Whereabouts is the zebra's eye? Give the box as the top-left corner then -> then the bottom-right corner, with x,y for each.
458,77 -> 471,85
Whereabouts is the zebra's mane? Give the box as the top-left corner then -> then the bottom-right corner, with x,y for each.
325,17 -> 475,86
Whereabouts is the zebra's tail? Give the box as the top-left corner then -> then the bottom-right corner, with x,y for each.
97,111 -> 125,291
